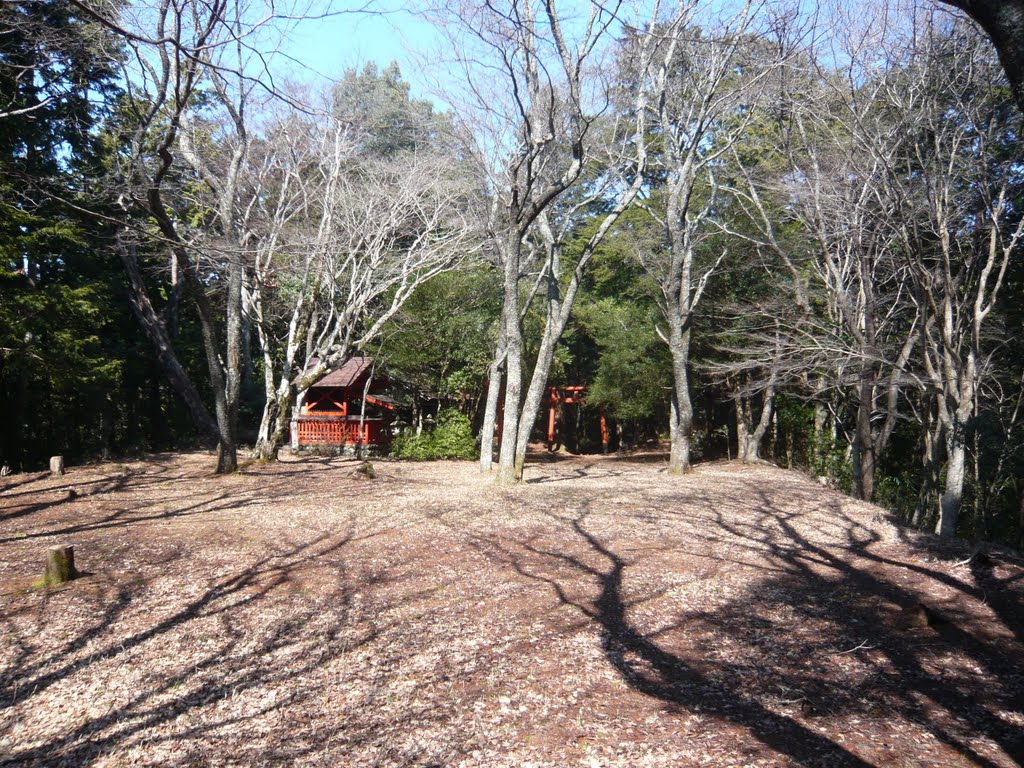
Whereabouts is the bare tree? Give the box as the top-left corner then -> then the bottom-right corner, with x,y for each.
102,0 -> 246,472
877,14 -> 1023,536
244,109 -> 480,460
433,0 -> 658,483
702,320 -> 781,465
634,0 -> 780,474
175,10 -> 266,472
718,3 -> 924,496
74,0 -> 351,471
240,110 -> 328,460
70,0 -> 444,470
506,32 -> 662,481
699,7 -> 813,465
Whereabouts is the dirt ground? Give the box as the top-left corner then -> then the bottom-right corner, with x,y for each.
1,451 -> 1022,768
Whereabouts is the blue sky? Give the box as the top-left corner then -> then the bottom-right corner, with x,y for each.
275,7 -> 445,103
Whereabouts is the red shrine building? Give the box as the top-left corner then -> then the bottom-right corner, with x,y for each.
290,355 -> 400,453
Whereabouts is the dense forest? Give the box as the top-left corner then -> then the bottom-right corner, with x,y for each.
1,0 -> 1022,546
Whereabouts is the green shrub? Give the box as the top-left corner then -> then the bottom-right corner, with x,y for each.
810,432 -> 853,494
391,408 -> 477,460
875,471 -> 916,521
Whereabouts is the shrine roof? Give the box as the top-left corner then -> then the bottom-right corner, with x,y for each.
308,355 -> 374,389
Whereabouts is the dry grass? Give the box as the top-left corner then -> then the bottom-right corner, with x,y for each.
1,450 -> 1021,767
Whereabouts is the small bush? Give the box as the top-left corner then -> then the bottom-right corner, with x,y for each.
391,409 -> 477,460
875,471 -> 916,521
809,432 -> 853,493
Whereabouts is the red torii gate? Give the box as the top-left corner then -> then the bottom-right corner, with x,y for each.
545,385 -> 609,453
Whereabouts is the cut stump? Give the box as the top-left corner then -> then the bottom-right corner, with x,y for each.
354,461 -> 376,479
43,545 -> 78,586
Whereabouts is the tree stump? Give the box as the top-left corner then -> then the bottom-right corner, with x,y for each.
43,545 -> 77,587
354,461 -> 376,479
49,455 -> 65,476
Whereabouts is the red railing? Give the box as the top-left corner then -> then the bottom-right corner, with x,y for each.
294,416 -> 386,447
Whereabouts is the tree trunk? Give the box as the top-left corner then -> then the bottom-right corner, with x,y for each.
357,364 -> 374,459
512,272 -> 577,480
736,397 -> 750,462
738,387 -> 775,464
254,397 -> 280,461
913,405 -> 943,528
972,426 -> 989,542
142,165 -> 237,472
514,347 -> 556,478
478,360 -> 503,472
271,385 -> 297,458
668,390 -> 692,474
252,324 -> 279,461
496,240 -> 524,485
43,545 -> 77,586
119,240 -> 219,443
211,366 -> 236,473
251,275 -> 317,462
255,345 -> 335,463
666,316 -> 693,474
936,423 -> 967,538
852,369 -> 877,502
939,0 -> 1024,113
216,252 -> 244,474
255,370 -> 303,462
241,305 -> 253,391
497,337 -> 523,483
510,212 -> 594,479
812,400 -> 827,466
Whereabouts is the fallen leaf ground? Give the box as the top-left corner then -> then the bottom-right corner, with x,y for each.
1,451 -> 1022,767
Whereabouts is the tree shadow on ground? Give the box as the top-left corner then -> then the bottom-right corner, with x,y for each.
969,556 -> 1024,645
0,520 -> 474,767
0,466 -> 156,523
0,460 -> 305,545
877,525 -> 1024,646
0,472 -> 49,495
0,453 -> 197,502
701,488 -> 1024,765
525,462 -> 633,485
468,487 -> 1024,767
263,453 -> 367,478
601,450 -> 671,464
0,486 -> 296,545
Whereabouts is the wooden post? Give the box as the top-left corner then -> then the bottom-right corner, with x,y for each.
600,408 -> 609,454
49,455 -> 65,475
547,397 -> 557,448
44,544 -> 77,586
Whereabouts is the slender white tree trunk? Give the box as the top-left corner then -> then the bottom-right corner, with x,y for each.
739,390 -> 774,464
936,423 -> 967,538
496,241 -> 524,484
667,332 -> 693,475
736,397 -> 749,462
478,338 -> 505,472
